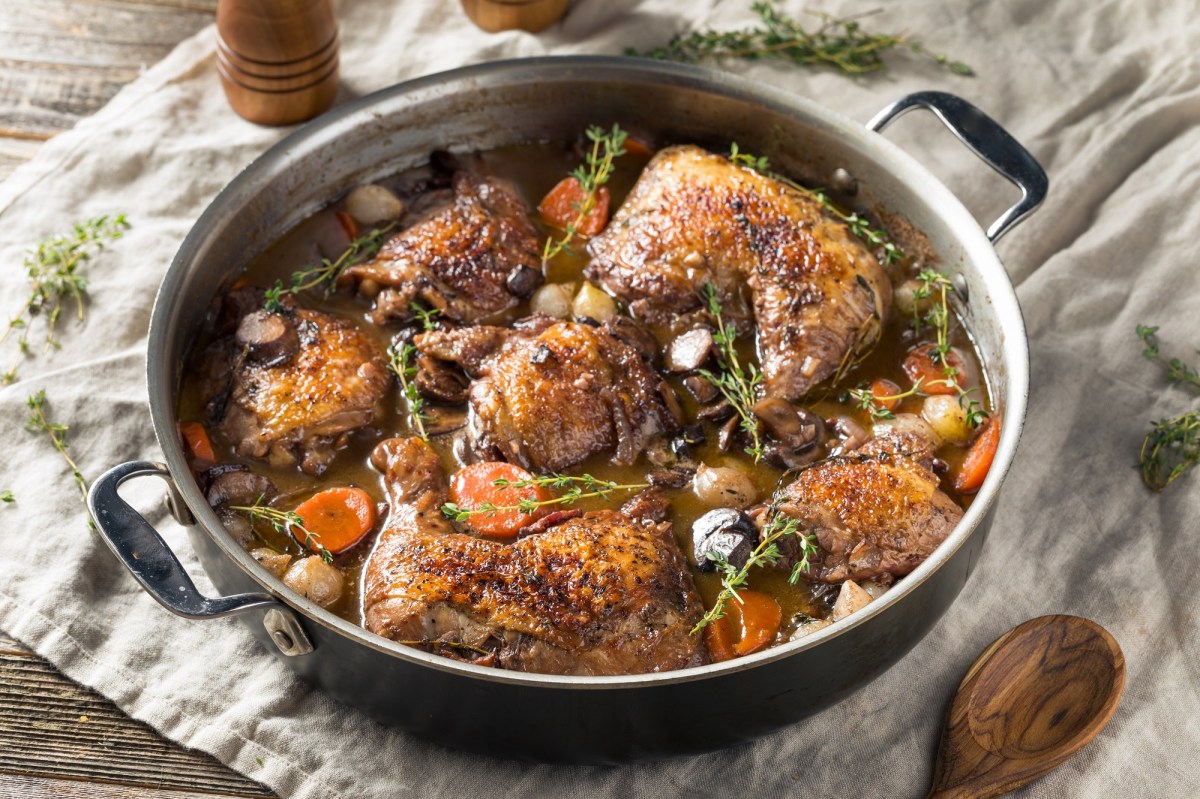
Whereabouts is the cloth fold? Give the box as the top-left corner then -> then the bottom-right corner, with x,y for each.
1,1 -> 1198,796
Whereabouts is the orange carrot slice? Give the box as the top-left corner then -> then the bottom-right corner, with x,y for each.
622,137 -> 653,158
704,616 -> 737,663
903,344 -> 966,395
449,462 -> 554,539
178,421 -> 215,463
955,418 -> 1001,495
335,210 -> 360,240
731,590 -> 783,656
293,487 -> 377,554
537,177 -> 611,237
869,378 -> 903,412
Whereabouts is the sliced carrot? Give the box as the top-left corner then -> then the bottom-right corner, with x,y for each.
703,615 -> 737,663
954,418 -> 1001,495
537,177 -> 611,237
902,344 -> 966,395
293,486 -> 377,554
622,136 -> 653,158
178,421 -> 215,463
449,462 -> 554,539
869,377 -> 903,412
335,210 -> 360,240
731,590 -> 783,656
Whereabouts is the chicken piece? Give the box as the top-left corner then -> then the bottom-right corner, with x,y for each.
362,437 -> 707,675
201,303 -> 390,475
415,316 -> 682,472
341,172 -> 542,325
587,145 -> 891,400
773,431 -> 962,583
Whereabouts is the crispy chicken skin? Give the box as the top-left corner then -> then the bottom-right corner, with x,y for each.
587,145 -> 891,399
341,172 -> 541,324
362,437 -> 708,675
775,432 -> 962,583
415,316 -> 682,472
201,303 -> 390,475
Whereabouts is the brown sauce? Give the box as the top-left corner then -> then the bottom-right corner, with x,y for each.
178,140 -> 990,644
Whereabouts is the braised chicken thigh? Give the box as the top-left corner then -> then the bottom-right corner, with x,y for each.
775,431 -> 962,583
362,437 -> 707,675
415,316 -> 683,471
341,172 -> 543,325
587,145 -> 892,400
200,299 -> 390,475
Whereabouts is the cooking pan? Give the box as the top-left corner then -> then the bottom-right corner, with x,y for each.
87,57 -> 1046,763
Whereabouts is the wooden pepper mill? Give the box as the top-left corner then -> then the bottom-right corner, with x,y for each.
216,0 -> 339,126
460,0 -> 570,33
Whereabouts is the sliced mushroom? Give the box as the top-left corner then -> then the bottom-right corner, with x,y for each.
235,310 -> 299,367
250,547 -> 293,579
205,465 -> 274,508
691,508 -> 757,571
413,354 -> 469,404
505,263 -> 544,297
604,316 -> 659,361
696,400 -> 735,424
828,414 -> 870,455
422,405 -> 468,437
683,374 -> 719,404
717,415 -> 741,452
664,328 -> 714,373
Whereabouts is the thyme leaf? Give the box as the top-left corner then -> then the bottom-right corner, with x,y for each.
1,490 -> 14,504
909,269 -> 988,429
1137,324 -> 1200,492
697,282 -> 764,461
264,222 -> 398,312
229,496 -> 334,564
2,214 -> 130,384
25,390 -> 92,528
844,377 -> 927,423
387,342 -> 430,441
542,124 -> 627,265
629,3 -> 973,78
441,473 -> 648,522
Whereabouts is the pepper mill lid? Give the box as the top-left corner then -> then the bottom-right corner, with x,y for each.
216,0 -> 339,126
460,0 -> 570,33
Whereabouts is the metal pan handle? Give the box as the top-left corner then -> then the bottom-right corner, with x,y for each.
88,461 -> 314,655
867,91 -> 1048,243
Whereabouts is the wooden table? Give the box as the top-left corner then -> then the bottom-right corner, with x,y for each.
1,2 -> 276,796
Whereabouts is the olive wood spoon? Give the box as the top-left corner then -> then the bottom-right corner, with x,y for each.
929,615 -> 1125,799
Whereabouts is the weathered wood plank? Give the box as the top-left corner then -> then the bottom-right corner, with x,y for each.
0,773 -> 260,799
0,61 -> 141,137
0,650 -> 274,796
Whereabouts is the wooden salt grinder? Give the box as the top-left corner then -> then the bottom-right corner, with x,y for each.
216,0 -> 339,126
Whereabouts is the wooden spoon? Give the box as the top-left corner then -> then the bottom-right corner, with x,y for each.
929,615 -> 1125,798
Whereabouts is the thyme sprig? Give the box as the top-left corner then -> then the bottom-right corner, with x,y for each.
2,214 -> 130,384
542,124 -> 628,265
630,3 -> 972,78
264,222 -> 398,312
1136,325 -> 1200,492
229,497 -> 333,564
692,492 -> 819,634
728,143 -> 902,264
845,377 -> 927,423
1,490 -> 12,504
25,390 -> 91,528
412,302 -> 442,333
441,473 -> 649,522
696,282 -> 765,461
910,269 -> 988,429
387,342 -> 429,441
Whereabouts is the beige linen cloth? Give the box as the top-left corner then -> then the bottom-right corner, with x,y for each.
1,0 -> 1198,796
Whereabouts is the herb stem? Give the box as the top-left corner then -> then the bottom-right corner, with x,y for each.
441,473 -> 648,521
387,342 -> 429,441
229,498 -> 334,564
697,283 -> 764,461
25,390 -> 91,527
265,222 -> 398,312
542,124 -> 627,265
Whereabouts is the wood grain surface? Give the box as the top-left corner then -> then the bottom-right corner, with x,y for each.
0,3 -> 280,796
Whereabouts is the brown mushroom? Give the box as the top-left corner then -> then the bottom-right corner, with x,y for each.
235,309 -> 299,366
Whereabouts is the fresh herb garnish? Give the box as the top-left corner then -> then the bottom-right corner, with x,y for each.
2,215 -> 130,384
729,143 -> 902,265
845,377 -> 927,423
630,3 -> 972,78
25,390 -> 91,528
692,491 -> 819,634
411,302 -> 442,333
542,124 -> 628,265
1,490 -> 13,504
696,283 -> 765,461
1137,325 -> 1200,492
264,222 -> 398,312
910,269 -> 988,429
229,497 -> 333,564
387,342 -> 430,441
441,473 -> 649,522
